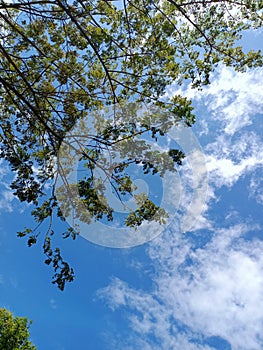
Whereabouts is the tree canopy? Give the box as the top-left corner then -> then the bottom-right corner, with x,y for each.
0,308 -> 36,350
0,0 -> 262,290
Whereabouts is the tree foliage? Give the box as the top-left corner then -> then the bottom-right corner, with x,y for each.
0,0 -> 262,290
0,308 -> 36,350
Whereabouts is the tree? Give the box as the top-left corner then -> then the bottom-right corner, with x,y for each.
0,308 -> 36,350
0,0 -> 262,290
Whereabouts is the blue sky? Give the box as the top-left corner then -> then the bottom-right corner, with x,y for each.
0,28 -> 263,350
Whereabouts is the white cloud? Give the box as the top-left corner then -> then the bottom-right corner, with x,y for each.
0,160 -> 28,214
173,128 -> 263,231
205,132 -> 263,188
0,187 -> 15,213
0,160 -> 15,213
174,154 -> 214,232
249,175 -> 263,205
0,159 -> 10,181
203,66 -> 263,136
99,223 -> 263,350
167,65 -> 263,137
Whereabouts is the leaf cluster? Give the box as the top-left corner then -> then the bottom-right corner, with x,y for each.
0,308 -> 36,350
0,0 -> 262,289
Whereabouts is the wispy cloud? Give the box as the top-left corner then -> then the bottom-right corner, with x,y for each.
167,65 -> 263,136
205,131 -> 263,188
249,173 -> 263,205
0,160 -> 29,214
201,66 -> 263,136
0,187 -> 15,213
99,223 -> 263,350
49,298 -> 57,310
0,160 -> 15,213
